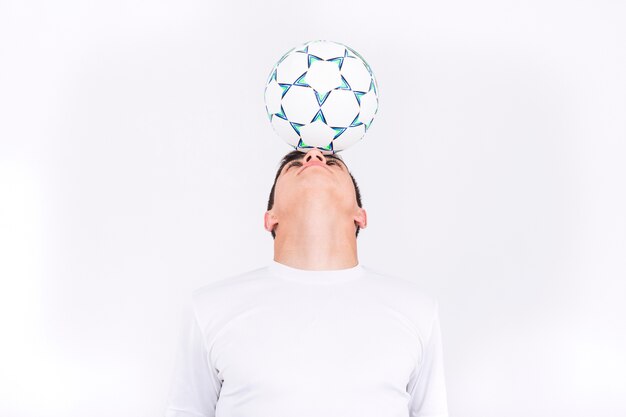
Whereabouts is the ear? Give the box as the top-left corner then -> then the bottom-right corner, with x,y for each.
354,207 -> 367,229
264,211 -> 278,233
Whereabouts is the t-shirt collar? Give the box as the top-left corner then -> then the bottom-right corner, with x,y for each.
269,259 -> 365,284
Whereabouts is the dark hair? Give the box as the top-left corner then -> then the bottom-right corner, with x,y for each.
267,149 -> 363,240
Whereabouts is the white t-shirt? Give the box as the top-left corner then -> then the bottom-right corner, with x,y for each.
165,260 -> 449,417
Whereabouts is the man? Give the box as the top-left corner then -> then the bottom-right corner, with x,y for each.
165,148 -> 449,417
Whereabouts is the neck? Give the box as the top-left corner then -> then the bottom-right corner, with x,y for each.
273,218 -> 358,271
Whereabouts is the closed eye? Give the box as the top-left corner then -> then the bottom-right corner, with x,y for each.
286,159 -> 340,172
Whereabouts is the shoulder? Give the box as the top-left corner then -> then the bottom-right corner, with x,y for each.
192,265 -> 266,296
370,267 -> 445,349
361,265 -> 441,343
362,265 -> 440,310
189,264 -> 272,316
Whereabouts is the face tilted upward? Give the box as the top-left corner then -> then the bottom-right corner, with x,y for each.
274,149 -> 358,215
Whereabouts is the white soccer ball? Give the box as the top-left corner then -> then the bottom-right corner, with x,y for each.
264,40 -> 379,154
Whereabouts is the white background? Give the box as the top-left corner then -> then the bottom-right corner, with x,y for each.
1,0 -> 625,416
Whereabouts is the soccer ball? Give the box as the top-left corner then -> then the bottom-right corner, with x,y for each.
264,40 -> 379,155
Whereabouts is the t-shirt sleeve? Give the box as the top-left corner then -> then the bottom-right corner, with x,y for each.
406,300 -> 449,417
164,298 -> 222,417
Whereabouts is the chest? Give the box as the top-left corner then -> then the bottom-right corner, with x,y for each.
209,297 -> 419,397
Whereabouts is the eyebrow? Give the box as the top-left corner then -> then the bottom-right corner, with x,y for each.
282,154 -> 346,174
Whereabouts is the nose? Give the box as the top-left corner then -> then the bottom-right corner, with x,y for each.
302,148 -> 328,166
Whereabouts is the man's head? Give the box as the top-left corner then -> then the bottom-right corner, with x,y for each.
265,148 -> 365,240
